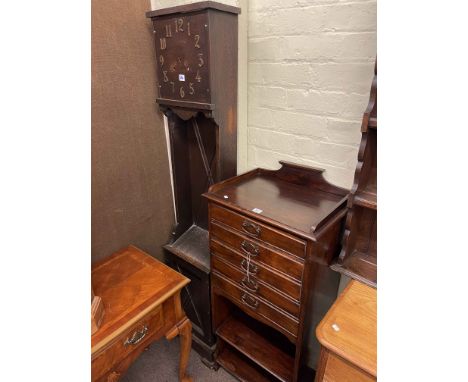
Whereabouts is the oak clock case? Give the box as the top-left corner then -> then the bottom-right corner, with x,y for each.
146,2 -> 240,368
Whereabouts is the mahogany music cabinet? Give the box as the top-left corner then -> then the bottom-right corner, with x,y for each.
203,162 -> 349,382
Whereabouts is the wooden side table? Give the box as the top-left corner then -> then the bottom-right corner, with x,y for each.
91,246 -> 192,382
315,280 -> 376,381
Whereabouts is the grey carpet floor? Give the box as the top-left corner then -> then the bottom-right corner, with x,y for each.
121,339 -> 237,382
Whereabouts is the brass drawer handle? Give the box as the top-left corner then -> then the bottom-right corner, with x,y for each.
241,293 -> 259,310
242,220 -> 261,237
241,276 -> 258,293
241,240 -> 259,257
241,259 -> 258,275
124,325 -> 148,346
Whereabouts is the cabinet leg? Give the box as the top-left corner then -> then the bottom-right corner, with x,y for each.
166,317 -> 193,382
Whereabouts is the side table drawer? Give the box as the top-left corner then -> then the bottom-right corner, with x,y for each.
210,204 -> 306,258
92,305 -> 164,380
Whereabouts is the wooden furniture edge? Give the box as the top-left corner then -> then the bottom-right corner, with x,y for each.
315,280 -> 376,377
146,1 -> 241,18
92,281 -> 189,356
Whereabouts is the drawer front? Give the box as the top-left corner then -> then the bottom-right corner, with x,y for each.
211,238 -> 301,301
210,221 -> 304,282
92,305 -> 164,380
212,271 -> 298,339
322,353 -> 376,382
212,255 -> 300,317
210,204 -> 306,258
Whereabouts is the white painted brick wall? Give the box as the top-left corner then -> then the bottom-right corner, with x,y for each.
245,0 -> 376,189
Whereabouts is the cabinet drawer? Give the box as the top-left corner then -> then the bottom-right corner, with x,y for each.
212,254 -> 300,317
210,221 -> 304,282
211,238 -> 301,301
210,204 -> 306,258
212,271 -> 298,340
92,305 -> 164,380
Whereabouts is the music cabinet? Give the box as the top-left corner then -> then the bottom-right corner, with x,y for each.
146,1 -> 240,366
204,162 -> 348,382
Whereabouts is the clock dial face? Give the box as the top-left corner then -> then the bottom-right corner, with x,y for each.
153,13 -> 210,103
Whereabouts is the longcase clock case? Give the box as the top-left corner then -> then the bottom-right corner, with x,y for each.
146,1 -> 240,366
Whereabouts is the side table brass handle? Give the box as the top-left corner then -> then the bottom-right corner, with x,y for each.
124,325 -> 148,346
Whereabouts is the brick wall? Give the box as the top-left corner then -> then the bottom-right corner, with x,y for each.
244,0 -> 376,189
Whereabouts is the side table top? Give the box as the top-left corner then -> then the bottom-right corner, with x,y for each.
91,245 -> 189,352
316,280 -> 377,377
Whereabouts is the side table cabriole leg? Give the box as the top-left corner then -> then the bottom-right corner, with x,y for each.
166,316 -> 193,382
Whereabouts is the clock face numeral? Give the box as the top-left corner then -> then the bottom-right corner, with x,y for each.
184,60 -> 189,70
195,70 -> 202,83
197,53 -> 204,67
160,38 -> 166,50
170,81 -> 175,93
187,22 -> 191,36
194,35 -> 200,48
163,70 -> 168,82
175,18 -> 184,33
170,62 -> 176,72
189,83 -> 195,95
159,55 -> 164,67
165,24 -> 172,37
180,86 -> 185,98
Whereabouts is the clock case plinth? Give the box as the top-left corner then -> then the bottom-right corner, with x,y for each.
146,1 -> 240,367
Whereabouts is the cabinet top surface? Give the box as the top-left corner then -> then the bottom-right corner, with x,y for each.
91,246 -> 189,349
146,1 -> 241,18
316,280 -> 377,376
204,162 -> 348,238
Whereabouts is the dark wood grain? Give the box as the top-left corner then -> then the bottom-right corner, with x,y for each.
146,3 -> 240,363
207,163 -> 346,382
217,316 -> 294,382
332,61 -> 377,287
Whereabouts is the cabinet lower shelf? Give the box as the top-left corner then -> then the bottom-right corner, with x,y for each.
331,251 -> 377,288
216,316 -> 294,382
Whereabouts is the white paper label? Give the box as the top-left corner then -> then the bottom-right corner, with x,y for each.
252,208 -> 263,214
178,74 -> 185,81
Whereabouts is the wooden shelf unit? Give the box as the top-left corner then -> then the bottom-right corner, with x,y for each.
332,62 -> 377,288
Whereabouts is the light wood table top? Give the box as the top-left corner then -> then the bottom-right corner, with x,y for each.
316,280 -> 376,377
91,245 -> 190,354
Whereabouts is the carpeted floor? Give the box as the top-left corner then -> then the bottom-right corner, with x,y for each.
121,339 -> 237,382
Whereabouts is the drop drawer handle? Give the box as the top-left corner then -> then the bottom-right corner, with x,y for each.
241,259 -> 258,275
124,325 -> 148,346
241,276 -> 259,293
241,240 -> 259,257
242,220 -> 261,237
241,293 -> 259,310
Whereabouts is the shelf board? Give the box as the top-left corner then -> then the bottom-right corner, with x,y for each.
353,189 -> 377,210
331,251 -> 377,288
217,316 -> 294,382
217,346 -> 277,382
368,117 -> 377,129
164,224 -> 210,273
